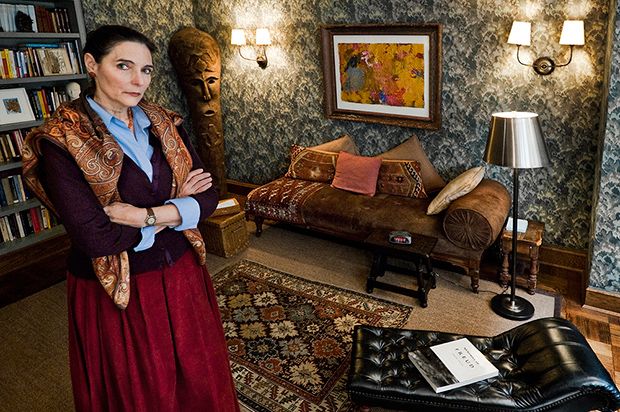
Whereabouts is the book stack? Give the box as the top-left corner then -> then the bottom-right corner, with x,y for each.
0,42 -> 82,80
0,204 -> 57,244
0,129 -> 27,163
27,87 -> 69,120
0,3 -> 71,33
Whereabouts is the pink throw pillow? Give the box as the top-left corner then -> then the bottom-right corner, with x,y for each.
331,151 -> 382,196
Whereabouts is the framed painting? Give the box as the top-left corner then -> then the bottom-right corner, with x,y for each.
321,23 -> 442,129
0,87 -> 35,126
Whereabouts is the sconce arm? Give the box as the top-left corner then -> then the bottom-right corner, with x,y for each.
554,45 -> 574,68
515,45 -> 532,67
237,47 -> 269,69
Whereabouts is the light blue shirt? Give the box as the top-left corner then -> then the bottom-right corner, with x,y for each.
86,97 -> 200,251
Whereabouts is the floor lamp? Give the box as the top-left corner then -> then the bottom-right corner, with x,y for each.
484,112 -> 550,320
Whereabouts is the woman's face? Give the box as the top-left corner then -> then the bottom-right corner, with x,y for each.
85,41 -> 154,112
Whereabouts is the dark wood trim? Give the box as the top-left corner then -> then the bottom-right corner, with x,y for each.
226,179 -> 258,196
585,287 -> 620,314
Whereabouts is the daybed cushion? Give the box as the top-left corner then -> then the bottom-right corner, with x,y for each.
377,160 -> 427,198
284,145 -> 338,183
427,166 -> 485,215
377,134 -> 446,193
331,152 -> 382,196
311,133 -> 359,155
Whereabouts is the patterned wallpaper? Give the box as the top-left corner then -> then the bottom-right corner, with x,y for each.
590,1 -> 620,291
81,1 -> 618,290
193,0 -> 608,251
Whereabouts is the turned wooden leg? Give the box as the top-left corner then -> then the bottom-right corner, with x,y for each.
254,216 -> 264,237
469,268 -> 480,293
527,245 -> 539,295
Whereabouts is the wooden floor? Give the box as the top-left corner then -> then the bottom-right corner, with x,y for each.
478,257 -> 620,388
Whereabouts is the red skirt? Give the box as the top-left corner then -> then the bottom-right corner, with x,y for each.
67,250 -> 239,412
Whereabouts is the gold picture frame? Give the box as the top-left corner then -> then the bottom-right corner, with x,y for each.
321,23 -> 442,129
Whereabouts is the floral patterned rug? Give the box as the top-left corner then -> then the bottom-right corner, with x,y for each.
213,260 -> 412,412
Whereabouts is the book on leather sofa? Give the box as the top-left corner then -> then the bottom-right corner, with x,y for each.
244,134 -> 511,292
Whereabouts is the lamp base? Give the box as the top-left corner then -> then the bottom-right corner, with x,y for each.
491,294 -> 535,320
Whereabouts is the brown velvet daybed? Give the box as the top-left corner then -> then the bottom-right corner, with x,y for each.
245,135 -> 511,292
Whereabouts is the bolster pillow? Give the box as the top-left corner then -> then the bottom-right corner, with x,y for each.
442,179 -> 510,251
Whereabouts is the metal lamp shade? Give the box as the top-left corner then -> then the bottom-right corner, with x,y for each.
484,112 -> 550,169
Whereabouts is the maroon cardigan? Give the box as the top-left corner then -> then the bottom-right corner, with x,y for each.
39,127 -> 218,279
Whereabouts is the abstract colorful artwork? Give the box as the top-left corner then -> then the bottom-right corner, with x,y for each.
321,24 -> 442,129
338,43 -> 425,108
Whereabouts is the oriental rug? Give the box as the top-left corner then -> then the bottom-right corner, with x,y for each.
212,259 -> 412,412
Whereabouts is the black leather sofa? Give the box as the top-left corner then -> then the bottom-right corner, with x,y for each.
348,317 -> 620,411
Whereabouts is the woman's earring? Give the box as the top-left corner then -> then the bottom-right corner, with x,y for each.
88,71 -> 96,78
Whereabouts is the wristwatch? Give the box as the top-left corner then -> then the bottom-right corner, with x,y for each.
144,207 -> 157,226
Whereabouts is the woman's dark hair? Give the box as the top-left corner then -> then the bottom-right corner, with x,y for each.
83,25 -> 156,62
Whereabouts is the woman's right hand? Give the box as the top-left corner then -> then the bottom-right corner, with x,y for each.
178,168 -> 213,197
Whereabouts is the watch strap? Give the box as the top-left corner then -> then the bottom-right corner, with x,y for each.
145,207 -> 156,226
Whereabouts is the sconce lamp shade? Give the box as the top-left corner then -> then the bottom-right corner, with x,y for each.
559,20 -> 585,45
231,28 -> 246,45
484,112 -> 550,169
507,21 -> 531,46
255,28 -> 271,45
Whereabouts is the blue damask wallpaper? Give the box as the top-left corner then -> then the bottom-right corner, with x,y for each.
590,2 -> 620,291
193,0 -> 608,251
81,0 -> 619,291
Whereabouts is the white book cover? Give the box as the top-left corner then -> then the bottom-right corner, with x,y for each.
505,217 -> 528,233
408,338 -> 499,393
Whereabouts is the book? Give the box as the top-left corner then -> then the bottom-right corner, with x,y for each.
211,197 -> 242,217
505,217 -> 528,233
408,338 -> 499,393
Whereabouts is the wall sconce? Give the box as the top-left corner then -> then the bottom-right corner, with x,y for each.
508,20 -> 585,75
231,28 -> 271,69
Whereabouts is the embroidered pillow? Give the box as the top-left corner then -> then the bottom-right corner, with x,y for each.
331,151 -> 382,196
427,166 -> 485,215
378,134 -> 446,193
377,159 -> 427,198
285,145 -> 338,182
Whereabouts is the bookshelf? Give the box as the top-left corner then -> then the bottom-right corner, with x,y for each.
0,0 -> 86,273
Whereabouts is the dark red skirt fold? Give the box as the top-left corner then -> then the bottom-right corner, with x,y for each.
67,250 -> 239,412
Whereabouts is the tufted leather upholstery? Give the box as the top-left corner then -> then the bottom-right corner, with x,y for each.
348,317 -> 620,411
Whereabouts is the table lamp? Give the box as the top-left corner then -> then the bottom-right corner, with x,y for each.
484,112 -> 550,320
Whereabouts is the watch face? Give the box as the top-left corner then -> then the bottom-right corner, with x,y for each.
146,216 -> 156,225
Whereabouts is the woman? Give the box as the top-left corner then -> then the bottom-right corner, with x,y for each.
22,25 -> 239,411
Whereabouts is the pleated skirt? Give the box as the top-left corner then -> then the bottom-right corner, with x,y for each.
67,250 -> 240,412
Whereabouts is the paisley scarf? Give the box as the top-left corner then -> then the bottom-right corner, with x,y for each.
22,96 -> 207,310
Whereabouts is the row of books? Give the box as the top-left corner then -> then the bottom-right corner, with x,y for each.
27,87 -> 69,120
0,4 -> 72,33
0,174 -> 31,207
1,42 -> 83,79
0,205 -> 57,244
0,129 -> 26,163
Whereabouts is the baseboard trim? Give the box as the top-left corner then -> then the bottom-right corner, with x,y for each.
227,179 -> 258,196
585,287 -> 620,314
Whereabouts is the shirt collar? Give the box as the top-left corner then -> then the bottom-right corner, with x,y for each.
85,96 -> 151,131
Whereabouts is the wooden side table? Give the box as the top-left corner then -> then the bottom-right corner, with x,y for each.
363,230 -> 437,308
500,220 -> 544,295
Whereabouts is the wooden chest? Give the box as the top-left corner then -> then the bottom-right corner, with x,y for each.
199,211 -> 249,257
